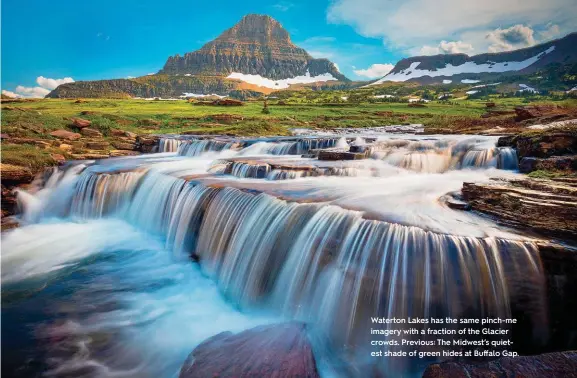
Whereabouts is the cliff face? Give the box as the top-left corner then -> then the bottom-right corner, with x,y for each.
159,14 -> 345,81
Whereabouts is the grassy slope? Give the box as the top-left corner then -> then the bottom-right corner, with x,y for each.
2,97 -> 576,172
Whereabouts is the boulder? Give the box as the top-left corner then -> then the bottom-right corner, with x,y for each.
0,164 -> 33,184
50,129 -> 81,141
179,323 -> 320,378
80,128 -> 103,138
70,117 -> 91,128
135,135 -> 160,153
422,351 -> 577,378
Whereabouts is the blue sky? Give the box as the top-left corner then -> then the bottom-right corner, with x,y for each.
2,0 -> 575,97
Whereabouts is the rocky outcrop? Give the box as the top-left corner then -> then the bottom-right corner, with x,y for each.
461,178 -> 577,240
179,323 -> 320,378
520,155 -> 577,173
1,163 -> 33,184
160,14 -> 345,81
422,351 -> 577,378
498,131 -> 577,173
70,117 -> 91,128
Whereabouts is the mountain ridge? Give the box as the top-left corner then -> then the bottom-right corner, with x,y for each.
371,32 -> 577,85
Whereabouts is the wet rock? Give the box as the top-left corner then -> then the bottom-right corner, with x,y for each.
422,351 -> 577,378
179,323 -> 320,378
85,141 -> 110,150
135,135 -> 160,153
318,150 -> 366,161
1,164 -> 33,183
70,117 -> 91,128
461,178 -> 577,240
519,155 -> 577,173
498,132 -> 577,163
50,129 -> 81,141
80,128 -> 103,138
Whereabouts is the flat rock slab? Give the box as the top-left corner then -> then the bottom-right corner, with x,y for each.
318,150 -> 366,161
461,178 -> 577,240
422,351 -> 577,378
179,323 -> 320,378
50,129 -> 81,141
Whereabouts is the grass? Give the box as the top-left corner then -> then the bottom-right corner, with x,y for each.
1,144 -> 60,170
2,96 -> 576,173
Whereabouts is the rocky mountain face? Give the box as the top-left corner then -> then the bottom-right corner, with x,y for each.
47,14 -> 346,98
160,14 -> 345,81
374,32 -> 577,85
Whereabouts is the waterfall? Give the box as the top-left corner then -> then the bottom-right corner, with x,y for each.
159,138 -> 183,152
178,139 -> 237,156
9,132 -> 535,377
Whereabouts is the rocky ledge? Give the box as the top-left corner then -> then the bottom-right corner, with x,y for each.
179,323 -> 320,378
422,351 -> 577,378
461,177 -> 577,240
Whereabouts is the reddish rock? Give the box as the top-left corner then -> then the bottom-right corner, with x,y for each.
514,105 -> 561,122
109,150 -> 140,157
50,129 -> 81,141
179,323 -> 320,378
422,351 -> 577,378
1,164 -> 33,183
80,128 -> 103,138
318,150 -> 366,161
498,133 -> 577,160
70,117 -> 91,128
111,141 -> 135,150
59,144 -> 73,152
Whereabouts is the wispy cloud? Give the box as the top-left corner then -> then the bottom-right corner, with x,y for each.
273,1 -> 294,12
3,76 -> 75,98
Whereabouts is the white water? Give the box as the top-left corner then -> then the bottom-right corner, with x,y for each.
3,132 -> 546,377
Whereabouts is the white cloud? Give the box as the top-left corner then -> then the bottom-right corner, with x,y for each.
14,85 -> 51,98
36,76 -> 75,90
486,24 -> 536,52
2,90 -> 20,98
417,40 -> 474,55
327,0 -> 576,52
3,76 -> 76,98
353,63 -> 395,78
307,50 -> 335,59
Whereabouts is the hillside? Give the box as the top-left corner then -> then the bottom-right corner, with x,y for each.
371,33 -> 577,85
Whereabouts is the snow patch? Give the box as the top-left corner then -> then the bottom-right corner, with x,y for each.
442,79 -> 452,84
471,82 -> 501,89
466,90 -> 479,95
461,79 -> 481,84
226,70 -> 337,89
180,93 -> 227,99
371,46 -> 556,84
373,94 -> 395,99
518,84 -> 538,93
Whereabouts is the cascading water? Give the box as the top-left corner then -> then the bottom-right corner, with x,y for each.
158,138 -> 183,152
4,132 -> 544,378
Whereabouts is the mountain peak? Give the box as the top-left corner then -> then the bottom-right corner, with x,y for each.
217,14 -> 293,45
159,14 -> 346,82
